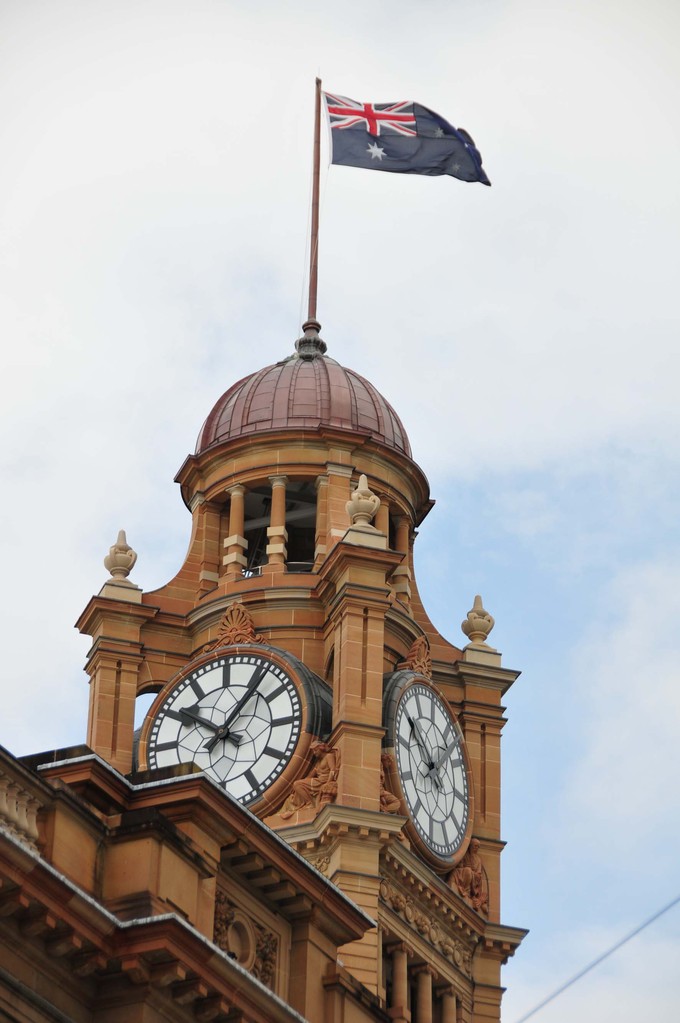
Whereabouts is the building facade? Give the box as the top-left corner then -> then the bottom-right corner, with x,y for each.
0,320 -> 525,1022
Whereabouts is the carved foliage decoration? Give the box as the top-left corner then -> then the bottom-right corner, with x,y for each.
213,890 -> 235,948
206,603 -> 256,651
253,930 -> 278,988
214,891 -> 278,990
450,838 -> 489,916
279,742 -> 341,819
398,635 -> 432,679
380,878 -> 473,976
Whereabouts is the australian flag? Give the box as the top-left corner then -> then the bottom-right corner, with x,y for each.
323,92 -> 490,185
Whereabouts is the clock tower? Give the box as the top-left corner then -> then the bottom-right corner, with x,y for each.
0,318 -> 525,1023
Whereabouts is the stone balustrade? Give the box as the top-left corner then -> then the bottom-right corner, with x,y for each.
0,769 -> 41,852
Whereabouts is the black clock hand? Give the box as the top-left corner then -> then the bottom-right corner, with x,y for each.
427,736 -> 462,791
407,715 -> 436,769
180,707 -> 243,747
179,708 -> 221,732
429,735 -> 462,774
204,666 -> 265,752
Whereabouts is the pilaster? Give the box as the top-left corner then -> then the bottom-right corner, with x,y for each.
277,804 -> 406,994
76,597 -> 158,775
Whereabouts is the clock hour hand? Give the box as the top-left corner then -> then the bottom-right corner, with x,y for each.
179,708 -> 221,732
179,708 -> 244,746
407,715 -> 436,769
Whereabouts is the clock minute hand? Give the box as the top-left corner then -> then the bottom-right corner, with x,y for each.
429,735 -> 462,774
204,675 -> 262,752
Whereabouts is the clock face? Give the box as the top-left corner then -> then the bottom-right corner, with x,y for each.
391,680 -> 471,863
144,652 -> 303,806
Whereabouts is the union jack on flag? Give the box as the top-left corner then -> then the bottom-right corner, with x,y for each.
322,90 -> 490,184
325,94 -> 417,137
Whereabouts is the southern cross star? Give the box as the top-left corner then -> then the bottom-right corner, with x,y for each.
434,127 -> 445,137
367,141 -> 385,160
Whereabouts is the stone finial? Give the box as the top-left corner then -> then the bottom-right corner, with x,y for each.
346,474 -> 381,528
104,529 -> 137,581
294,319 -> 327,359
461,595 -> 495,646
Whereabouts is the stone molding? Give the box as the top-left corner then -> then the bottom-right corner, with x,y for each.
277,804 -> 407,858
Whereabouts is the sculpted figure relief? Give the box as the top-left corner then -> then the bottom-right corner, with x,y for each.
280,742 -> 340,819
451,838 -> 489,915
379,753 -> 402,814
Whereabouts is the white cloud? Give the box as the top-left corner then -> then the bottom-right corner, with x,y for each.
504,921 -> 680,1023
556,559 -> 680,869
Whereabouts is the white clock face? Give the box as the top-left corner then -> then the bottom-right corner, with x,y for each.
393,682 -> 470,861
146,653 -> 302,806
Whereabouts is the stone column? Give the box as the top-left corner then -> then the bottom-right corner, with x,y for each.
223,485 -> 248,580
325,462 -> 353,549
440,986 -> 457,1023
266,475 -> 288,570
389,942 -> 411,1023
374,496 -> 389,538
390,515 -> 412,605
196,498 -> 222,593
413,966 -> 436,1023
314,474 -> 329,565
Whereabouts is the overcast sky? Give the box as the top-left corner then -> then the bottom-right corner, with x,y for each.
1,2 -> 679,1019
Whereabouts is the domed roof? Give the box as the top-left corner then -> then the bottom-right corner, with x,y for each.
196,321 -> 411,457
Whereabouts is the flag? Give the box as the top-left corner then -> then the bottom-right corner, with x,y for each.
323,92 -> 490,185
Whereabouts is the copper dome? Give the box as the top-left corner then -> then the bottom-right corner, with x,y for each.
196,322 -> 411,457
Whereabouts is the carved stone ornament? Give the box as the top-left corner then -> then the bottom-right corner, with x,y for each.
346,473 -> 381,527
104,529 -> 137,581
0,773 -> 41,852
398,635 -> 432,679
311,853 -> 331,876
279,742 -> 341,819
205,602 -> 256,651
214,891 -> 278,989
380,753 -> 402,815
380,878 -> 473,976
461,595 -> 495,646
450,838 -> 489,916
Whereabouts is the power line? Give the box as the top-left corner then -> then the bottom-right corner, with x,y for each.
512,894 -> 680,1023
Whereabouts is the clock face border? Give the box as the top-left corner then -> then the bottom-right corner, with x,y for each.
383,671 -> 474,869
138,644 -> 329,813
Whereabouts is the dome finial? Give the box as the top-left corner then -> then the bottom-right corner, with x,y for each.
295,319 -> 327,359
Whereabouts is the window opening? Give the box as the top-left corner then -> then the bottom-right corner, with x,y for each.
243,488 -> 272,575
285,481 -> 316,572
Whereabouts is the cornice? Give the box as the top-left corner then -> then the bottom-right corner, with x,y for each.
276,803 -> 407,856
75,595 -> 158,637
0,828 -> 307,1023
450,659 -> 521,696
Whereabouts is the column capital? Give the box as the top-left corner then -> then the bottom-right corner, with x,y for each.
385,940 -> 415,959
412,964 -> 438,980
268,474 -> 288,487
226,483 -> 246,498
